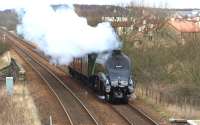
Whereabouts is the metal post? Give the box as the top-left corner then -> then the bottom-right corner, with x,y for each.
49,115 -> 53,125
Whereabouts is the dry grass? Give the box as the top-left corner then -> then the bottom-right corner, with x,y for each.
166,104 -> 200,119
0,42 -> 9,55
0,81 -> 41,125
123,31 -> 200,95
136,86 -> 200,120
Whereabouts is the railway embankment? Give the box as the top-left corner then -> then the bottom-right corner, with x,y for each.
0,51 -> 11,70
0,51 -> 41,125
0,49 -> 69,125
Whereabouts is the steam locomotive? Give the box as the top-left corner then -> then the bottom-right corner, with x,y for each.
68,50 -> 135,103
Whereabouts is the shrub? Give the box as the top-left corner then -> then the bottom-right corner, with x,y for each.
122,32 -> 200,97
0,41 -> 9,55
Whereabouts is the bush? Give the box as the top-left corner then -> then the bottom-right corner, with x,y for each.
0,41 -> 9,55
122,32 -> 200,97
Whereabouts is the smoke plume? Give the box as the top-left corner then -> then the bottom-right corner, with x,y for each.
1,1 -> 121,64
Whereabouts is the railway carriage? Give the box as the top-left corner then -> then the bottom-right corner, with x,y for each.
68,50 -> 135,103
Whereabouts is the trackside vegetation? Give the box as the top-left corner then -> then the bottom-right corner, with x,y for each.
0,41 -> 9,55
123,30 -> 200,97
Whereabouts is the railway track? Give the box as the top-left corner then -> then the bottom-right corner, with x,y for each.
0,29 -> 160,125
10,37 -> 99,125
4,30 -> 67,75
111,104 -> 159,125
6,31 -> 51,62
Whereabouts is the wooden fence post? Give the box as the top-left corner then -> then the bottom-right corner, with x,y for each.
145,87 -> 148,97
159,92 -> 162,104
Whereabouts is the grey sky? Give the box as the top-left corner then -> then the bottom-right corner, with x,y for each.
69,0 -> 200,8
0,0 -> 199,10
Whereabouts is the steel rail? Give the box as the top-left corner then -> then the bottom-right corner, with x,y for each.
111,105 -> 135,125
12,38 -> 99,125
128,103 -> 160,125
112,104 -> 159,125
14,47 -> 74,125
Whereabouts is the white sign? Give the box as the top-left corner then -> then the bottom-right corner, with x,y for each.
6,77 -> 13,96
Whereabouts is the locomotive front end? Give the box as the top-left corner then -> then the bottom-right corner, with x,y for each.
105,50 -> 135,102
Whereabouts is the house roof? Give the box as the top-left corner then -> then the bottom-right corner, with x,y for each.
168,20 -> 200,33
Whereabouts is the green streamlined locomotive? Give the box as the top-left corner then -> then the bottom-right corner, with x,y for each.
68,50 -> 135,103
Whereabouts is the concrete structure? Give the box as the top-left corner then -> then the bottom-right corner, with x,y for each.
169,118 -> 200,125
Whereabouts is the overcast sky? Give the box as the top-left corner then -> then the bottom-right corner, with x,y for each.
50,0 -> 199,9
0,0 -> 200,10
70,0 -> 200,8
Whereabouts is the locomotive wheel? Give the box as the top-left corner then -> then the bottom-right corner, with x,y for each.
68,68 -> 73,77
105,93 -> 110,102
88,77 -> 95,88
122,95 -> 128,104
109,93 -> 115,103
93,77 -> 100,92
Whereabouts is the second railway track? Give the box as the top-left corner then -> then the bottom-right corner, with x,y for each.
13,40 -> 99,125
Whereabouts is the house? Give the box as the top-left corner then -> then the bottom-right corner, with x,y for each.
101,16 -> 135,35
168,19 -> 200,34
162,19 -> 200,44
102,16 -> 129,22
111,21 -> 133,35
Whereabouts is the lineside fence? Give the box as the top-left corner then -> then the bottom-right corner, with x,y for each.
136,86 -> 200,116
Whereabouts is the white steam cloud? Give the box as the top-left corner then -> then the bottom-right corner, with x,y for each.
1,1 -> 121,64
